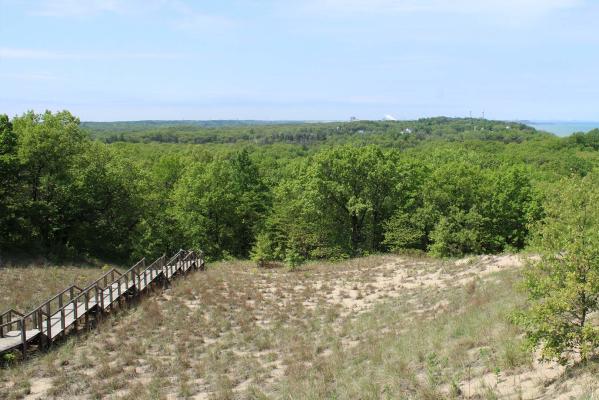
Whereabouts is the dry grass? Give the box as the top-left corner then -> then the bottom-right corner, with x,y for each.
0,254 -> 597,399
0,264 -> 113,312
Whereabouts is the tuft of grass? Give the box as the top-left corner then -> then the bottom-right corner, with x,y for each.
0,255 -> 596,399
0,265 -> 110,312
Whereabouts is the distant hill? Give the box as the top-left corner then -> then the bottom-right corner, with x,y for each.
82,117 -> 549,147
81,120 -> 307,132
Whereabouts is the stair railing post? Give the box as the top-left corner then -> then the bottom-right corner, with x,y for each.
37,308 -> 47,348
69,286 -> 78,331
60,302 -> 65,337
100,287 -> 105,311
143,266 -> 148,290
73,296 -> 78,331
84,290 -> 89,329
20,317 -> 27,357
130,269 -> 136,291
45,302 -> 52,343
117,276 -> 122,302
109,283 -> 114,311
58,293 -> 65,338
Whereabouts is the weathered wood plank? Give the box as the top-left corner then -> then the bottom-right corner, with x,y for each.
0,329 -> 40,353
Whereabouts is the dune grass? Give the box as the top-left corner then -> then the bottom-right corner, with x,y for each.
0,265 -> 111,313
0,255 -> 596,399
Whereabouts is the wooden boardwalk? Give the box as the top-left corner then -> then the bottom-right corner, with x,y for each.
0,249 -> 204,357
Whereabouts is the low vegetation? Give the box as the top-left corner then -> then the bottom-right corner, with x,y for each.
0,263 -> 108,312
1,255 -> 598,399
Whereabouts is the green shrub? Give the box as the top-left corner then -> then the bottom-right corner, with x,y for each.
517,174 -> 599,363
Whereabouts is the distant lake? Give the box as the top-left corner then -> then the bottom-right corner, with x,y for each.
527,122 -> 599,137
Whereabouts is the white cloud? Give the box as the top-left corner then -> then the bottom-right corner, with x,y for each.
165,0 -> 236,32
0,48 -> 62,59
0,72 -> 59,81
302,0 -> 583,18
34,0 -> 124,17
31,0 -> 235,32
0,47 -> 186,60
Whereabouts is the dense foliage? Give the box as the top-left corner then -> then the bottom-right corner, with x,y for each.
84,117 -> 544,147
2,111 -> 599,263
518,174 -> 599,363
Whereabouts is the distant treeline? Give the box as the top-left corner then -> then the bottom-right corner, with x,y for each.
85,118 -> 544,147
2,111 -> 599,263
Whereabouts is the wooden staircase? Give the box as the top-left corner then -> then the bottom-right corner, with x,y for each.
0,249 -> 204,357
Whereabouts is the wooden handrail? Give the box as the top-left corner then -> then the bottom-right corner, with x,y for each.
2,285 -> 83,333
56,284 -> 102,314
0,309 -> 24,319
85,268 -> 123,290
1,249 -> 203,355
32,285 -> 82,310
167,249 -> 185,266
0,320 -> 18,330
123,258 -> 145,276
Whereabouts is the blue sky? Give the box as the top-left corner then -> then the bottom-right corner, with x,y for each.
1,0 -> 598,121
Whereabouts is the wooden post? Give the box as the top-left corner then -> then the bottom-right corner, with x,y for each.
94,287 -> 101,325
84,291 -> 89,329
131,270 -> 136,292
100,287 -> 105,311
73,298 -> 78,331
97,287 -> 104,326
60,306 -> 65,337
38,309 -> 47,348
20,318 -> 27,358
58,293 -> 65,338
46,302 -> 52,344
109,284 -> 114,311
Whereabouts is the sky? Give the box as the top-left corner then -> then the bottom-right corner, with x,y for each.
1,0 -> 599,121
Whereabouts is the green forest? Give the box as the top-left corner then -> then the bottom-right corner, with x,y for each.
2,110 -> 599,264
